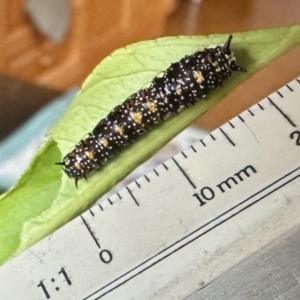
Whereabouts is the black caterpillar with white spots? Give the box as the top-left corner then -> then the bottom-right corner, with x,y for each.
57,35 -> 246,186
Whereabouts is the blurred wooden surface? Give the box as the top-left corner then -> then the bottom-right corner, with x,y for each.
164,0 -> 300,129
0,0 -> 175,90
166,0 -> 300,35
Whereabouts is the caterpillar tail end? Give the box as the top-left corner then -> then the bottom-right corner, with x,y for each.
224,35 -> 247,73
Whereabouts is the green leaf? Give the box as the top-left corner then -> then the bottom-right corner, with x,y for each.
1,25 -> 300,266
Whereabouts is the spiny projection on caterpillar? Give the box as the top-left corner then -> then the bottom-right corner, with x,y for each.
56,35 -> 246,187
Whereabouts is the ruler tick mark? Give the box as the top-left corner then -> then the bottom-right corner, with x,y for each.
200,139 -> 206,147
126,187 -> 139,206
153,169 -> 159,176
172,157 -> 196,189
191,145 -> 197,153
228,121 -> 235,128
181,151 -> 187,158
238,115 -> 245,123
162,163 -> 168,170
210,133 -> 216,141
257,102 -> 264,110
144,174 -> 150,182
107,198 -> 113,205
286,84 -> 293,92
117,192 -> 122,200
135,181 -> 141,188
219,128 -> 235,147
80,215 -> 101,249
277,91 -> 284,98
98,203 -> 103,211
89,209 -> 94,217
248,109 -> 254,116
268,97 -> 296,127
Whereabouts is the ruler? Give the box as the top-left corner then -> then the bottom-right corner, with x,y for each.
1,77 -> 300,300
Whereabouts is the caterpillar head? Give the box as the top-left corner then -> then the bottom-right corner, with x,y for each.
56,134 -> 101,188
56,153 -> 88,188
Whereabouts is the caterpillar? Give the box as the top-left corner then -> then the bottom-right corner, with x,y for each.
57,35 -> 246,187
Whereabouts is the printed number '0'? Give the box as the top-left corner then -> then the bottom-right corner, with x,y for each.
290,130 -> 300,146
99,249 -> 113,264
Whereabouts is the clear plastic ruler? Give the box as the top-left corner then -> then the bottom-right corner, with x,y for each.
0,77 -> 300,300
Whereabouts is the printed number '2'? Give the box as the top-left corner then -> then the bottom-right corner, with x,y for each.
290,130 -> 300,146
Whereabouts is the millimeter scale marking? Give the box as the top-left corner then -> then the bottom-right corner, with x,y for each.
0,77 -> 300,300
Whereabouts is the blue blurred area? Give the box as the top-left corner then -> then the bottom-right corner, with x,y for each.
0,89 -> 78,190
